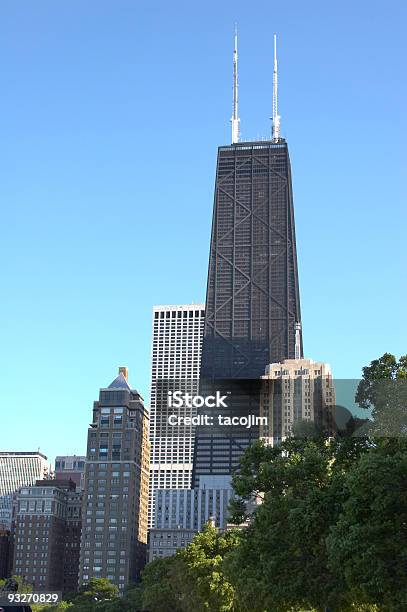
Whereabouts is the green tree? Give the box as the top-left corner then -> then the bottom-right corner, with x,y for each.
33,602 -> 73,612
68,578 -> 118,611
141,556 -> 184,612
224,437 -> 371,611
356,353 -> 407,437
0,575 -> 33,593
119,584 -> 143,611
177,522 -> 242,612
326,441 -> 407,611
291,418 -> 322,439
139,523 -> 242,612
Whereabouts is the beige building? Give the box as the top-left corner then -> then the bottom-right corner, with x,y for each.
260,358 -> 336,445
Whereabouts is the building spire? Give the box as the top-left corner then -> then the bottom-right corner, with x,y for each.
271,33 -> 281,142
231,24 -> 240,144
295,322 -> 302,360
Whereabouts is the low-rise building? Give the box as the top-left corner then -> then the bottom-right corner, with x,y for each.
148,477 -> 233,562
148,527 -> 196,562
154,484 -> 232,532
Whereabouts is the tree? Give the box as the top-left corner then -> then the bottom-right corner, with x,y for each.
224,437 -> 372,611
356,354 -> 406,409
326,441 -> 407,611
68,578 -> 118,611
33,602 -> 73,612
118,584 -> 143,611
139,523 -> 242,612
291,418 -> 322,439
0,575 -> 33,593
177,522 -> 242,612
356,353 -> 407,437
140,556 -> 184,612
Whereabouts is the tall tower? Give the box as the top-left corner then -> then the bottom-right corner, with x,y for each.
200,138 -> 301,378
148,304 -> 205,528
193,34 -> 302,484
79,369 -> 150,591
201,33 -> 301,378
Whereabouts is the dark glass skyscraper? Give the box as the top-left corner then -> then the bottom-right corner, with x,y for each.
191,34 -> 303,485
193,139 -> 302,485
192,138 -> 302,488
201,139 -> 302,379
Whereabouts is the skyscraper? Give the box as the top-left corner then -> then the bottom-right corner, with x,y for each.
260,358 -> 336,445
149,304 -> 205,528
79,368 -> 150,591
194,34 -> 302,484
201,135 -> 301,377
0,452 -> 49,530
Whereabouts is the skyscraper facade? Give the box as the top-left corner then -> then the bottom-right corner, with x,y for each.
149,304 -> 204,528
201,139 -> 302,379
193,35 -> 302,484
79,368 -> 150,591
194,140 -> 302,484
260,358 -> 336,445
0,452 -> 49,529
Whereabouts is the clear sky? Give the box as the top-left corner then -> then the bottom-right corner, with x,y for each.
0,0 -> 405,463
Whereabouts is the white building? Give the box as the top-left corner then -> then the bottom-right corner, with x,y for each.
260,359 -> 336,445
149,304 -> 205,528
154,483 -> 232,531
0,451 -> 49,529
149,477 -> 233,562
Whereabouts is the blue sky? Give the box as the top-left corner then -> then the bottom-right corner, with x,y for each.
0,0 -> 405,462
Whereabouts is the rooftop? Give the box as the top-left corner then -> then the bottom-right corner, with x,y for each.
107,372 -> 132,391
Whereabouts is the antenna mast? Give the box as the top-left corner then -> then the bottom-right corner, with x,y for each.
295,322 -> 302,360
231,25 -> 240,144
271,33 -> 281,142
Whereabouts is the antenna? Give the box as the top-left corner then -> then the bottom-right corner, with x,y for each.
295,322 -> 302,360
271,33 -> 281,142
231,24 -> 240,144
